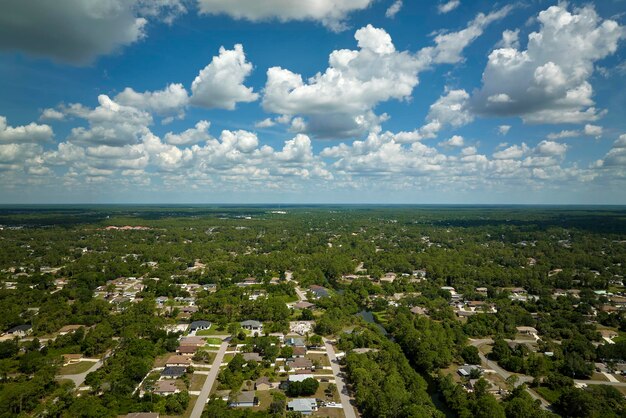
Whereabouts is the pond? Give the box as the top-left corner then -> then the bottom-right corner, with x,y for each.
356,310 -> 388,335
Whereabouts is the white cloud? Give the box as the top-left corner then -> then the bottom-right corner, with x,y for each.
164,121 -> 212,146
493,143 -> 529,160
419,6 -> 513,65
498,125 -> 511,135
497,29 -> 520,49
190,44 -> 259,110
0,116 -> 53,145
472,3 -> 624,123
196,0 -> 373,32
263,24 -> 422,138
438,0 -> 460,14
584,124 -> 603,138
439,135 -> 465,148
547,124 -> 603,140
40,108 -> 65,121
385,1 -> 402,18
0,0 -> 186,64
255,118 -> 276,128
535,140 -> 567,157
114,83 -> 189,116
424,89 -> 473,136
598,134 -> 626,167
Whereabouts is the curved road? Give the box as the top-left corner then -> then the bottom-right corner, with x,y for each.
190,339 -> 229,418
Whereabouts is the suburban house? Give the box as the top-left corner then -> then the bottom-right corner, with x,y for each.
240,320 -> 263,334
255,376 -> 279,391
4,324 -> 32,337
292,346 -> 307,358
189,320 -> 211,333
179,336 -> 205,347
309,285 -> 329,299
58,325 -> 84,335
165,355 -> 192,367
457,365 -> 482,377
153,380 -> 179,395
161,366 -> 186,379
285,337 -> 305,347
516,326 -> 538,336
287,357 -> 313,371
62,354 -> 83,365
229,391 -> 258,407
287,398 -> 318,415
242,352 -> 263,362
288,374 -> 315,383
293,301 -> 315,310
176,345 -> 198,355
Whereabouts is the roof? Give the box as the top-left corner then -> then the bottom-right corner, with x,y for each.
288,357 -> 313,368
161,366 -> 186,377
6,324 -> 31,333
177,345 -> 198,353
166,355 -> 192,365
516,326 -> 538,333
288,374 -> 314,382
234,391 -> 256,404
256,376 -> 272,385
189,320 -> 211,330
154,380 -> 178,393
288,398 -> 317,412
294,301 -> 315,309
180,336 -> 205,346
242,352 -> 263,362
240,320 -> 262,327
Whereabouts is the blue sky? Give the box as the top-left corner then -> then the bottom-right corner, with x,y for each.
0,0 -> 625,204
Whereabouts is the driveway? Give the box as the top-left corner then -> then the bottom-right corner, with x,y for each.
324,338 -> 357,418
56,359 -> 103,389
190,339 -> 229,418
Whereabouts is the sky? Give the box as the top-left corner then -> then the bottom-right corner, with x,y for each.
0,0 -> 625,204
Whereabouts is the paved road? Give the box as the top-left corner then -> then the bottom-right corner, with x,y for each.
325,338 -> 357,418
295,287 -> 308,302
470,339 -> 549,410
190,339 -> 229,418
56,360 -> 103,388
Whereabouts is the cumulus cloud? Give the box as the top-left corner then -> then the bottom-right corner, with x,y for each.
472,3 -> 624,123
419,5 -> 513,65
547,124 -> 603,140
196,0 -> 373,32
255,118 -> 276,128
164,121 -> 212,146
598,134 -> 626,167
385,1 -> 403,18
0,116 -> 53,144
439,135 -> 465,148
438,0 -> 460,14
190,44 -> 259,110
114,83 -> 189,116
262,24 -> 422,138
0,0 -> 186,64
64,95 -> 153,147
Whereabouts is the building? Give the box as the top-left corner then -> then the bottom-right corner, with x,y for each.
154,380 -> 179,395
516,326 -> 538,336
288,374 -> 315,383
4,324 -> 32,337
240,320 -> 263,334
229,391 -> 258,407
62,354 -> 83,365
242,352 -> 263,362
293,301 -> 315,310
161,366 -> 186,379
179,336 -> 205,347
255,376 -> 279,391
189,320 -> 211,333
457,365 -> 482,377
58,325 -> 84,335
287,398 -> 318,415
293,346 -> 307,358
176,345 -> 198,355
285,337 -> 305,347
288,357 -> 313,370
309,285 -> 329,299
165,355 -> 192,367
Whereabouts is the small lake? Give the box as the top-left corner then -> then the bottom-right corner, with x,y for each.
356,310 -> 388,335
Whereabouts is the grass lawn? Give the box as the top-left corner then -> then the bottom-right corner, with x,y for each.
372,311 -> 390,326
162,394 -> 197,418
534,386 -> 562,403
222,353 -> 235,363
315,407 -> 346,418
254,390 -> 276,410
204,337 -> 222,345
591,372 -> 609,382
58,361 -> 95,375
153,352 -> 173,368
196,328 -> 229,336
190,373 -> 208,391
314,382 -> 341,403
307,353 -> 331,367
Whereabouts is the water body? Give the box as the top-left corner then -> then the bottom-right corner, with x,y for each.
356,310 -> 387,335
